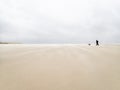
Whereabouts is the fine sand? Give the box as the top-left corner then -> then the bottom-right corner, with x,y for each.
0,44 -> 120,90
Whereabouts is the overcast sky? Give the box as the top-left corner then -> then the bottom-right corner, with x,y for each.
0,0 -> 120,44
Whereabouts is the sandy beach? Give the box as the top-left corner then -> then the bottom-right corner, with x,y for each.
0,44 -> 120,90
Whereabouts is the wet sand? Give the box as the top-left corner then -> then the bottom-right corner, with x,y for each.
0,44 -> 120,90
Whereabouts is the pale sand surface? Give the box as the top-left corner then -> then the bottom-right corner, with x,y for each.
0,44 -> 120,90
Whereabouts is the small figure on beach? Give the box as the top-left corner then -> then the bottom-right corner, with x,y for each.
96,40 -> 99,46
88,43 -> 91,46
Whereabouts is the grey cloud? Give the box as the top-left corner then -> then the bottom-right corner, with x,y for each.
0,0 -> 120,44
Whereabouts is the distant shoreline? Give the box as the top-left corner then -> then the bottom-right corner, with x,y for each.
0,42 -> 120,45
0,42 -> 21,44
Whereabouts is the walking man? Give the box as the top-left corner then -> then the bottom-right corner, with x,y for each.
96,40 -> 99,46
